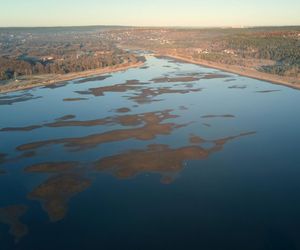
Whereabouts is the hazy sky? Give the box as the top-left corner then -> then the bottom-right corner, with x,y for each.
0,0 -> 299,27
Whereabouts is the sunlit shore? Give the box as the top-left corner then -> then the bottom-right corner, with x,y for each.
159,54 -> 300,90
0,61 -> 144,94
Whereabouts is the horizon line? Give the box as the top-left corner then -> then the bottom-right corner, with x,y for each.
0,24 -> 300,29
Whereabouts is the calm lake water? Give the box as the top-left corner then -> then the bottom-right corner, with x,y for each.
1,55 -> 300,250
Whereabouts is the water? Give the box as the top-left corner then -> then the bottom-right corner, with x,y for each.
0,55 -> 300,250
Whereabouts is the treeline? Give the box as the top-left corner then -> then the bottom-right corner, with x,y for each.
0,30 -> 140,81
225,35 -> 300,77
0,53 -> 139,80
193,52 -> 242,65
260,64 -> 300,77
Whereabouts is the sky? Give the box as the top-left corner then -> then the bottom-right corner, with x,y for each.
0,0 -> 299,27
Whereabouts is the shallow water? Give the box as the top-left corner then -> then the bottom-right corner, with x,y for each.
1,55 -> 300,250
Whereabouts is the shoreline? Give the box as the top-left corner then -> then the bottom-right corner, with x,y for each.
0,61 -> 144,94
158,54 -> 300,90
1,53 -> 299,94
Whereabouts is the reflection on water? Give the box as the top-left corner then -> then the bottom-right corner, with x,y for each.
56,115 -> 76,121
201,114 -> 235,119
43,82 -> 68,89
0,93 -> 41,105
74,75 -> 111,84
201,73 -> 230,79
63,97 -> 88,102
228,84 -> 247,89
255,89 -> 281,93
151,76 -> 200,83
225,78 -> 237,82
1,54 -> 299,249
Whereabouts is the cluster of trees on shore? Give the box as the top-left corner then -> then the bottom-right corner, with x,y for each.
0,30 -> 140,81
0,52 -> 139,81
115,27 -> 299,78
225,34 -> 300,77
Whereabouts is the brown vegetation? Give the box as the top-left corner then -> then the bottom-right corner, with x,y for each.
94,132 -> 256,183
25,162 -> 78,173
29,174 -> 91,222
201,114 -> 235,119
16,110 -> 182,151
0,205 -> 28,242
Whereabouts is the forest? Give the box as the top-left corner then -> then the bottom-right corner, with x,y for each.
0,27 -> 139,81
1,26 -> 299,82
